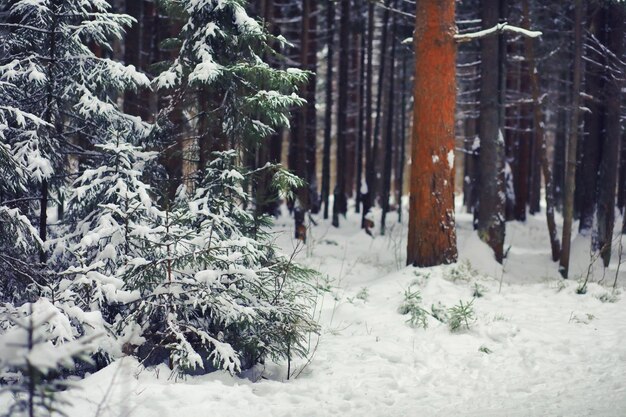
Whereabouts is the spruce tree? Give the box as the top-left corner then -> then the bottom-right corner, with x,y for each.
0,0 -> 150,263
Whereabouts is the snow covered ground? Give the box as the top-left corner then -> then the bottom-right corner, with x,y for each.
51,204 -> 626,416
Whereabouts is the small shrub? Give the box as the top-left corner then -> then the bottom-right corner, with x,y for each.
398,286 -> 428,329
448,299 -> 476,332
445,260 -> 478,282
472,282 -> 486,298
356,287 -> 370,302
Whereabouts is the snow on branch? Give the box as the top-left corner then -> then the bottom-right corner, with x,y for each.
455,22 -> 542,43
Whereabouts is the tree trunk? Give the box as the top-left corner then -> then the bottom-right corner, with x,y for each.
559,0 -> 583,278
356,5 -> 366,214
406,0 -> 458,267
321,0 -> 334,220
594,2 -> 625,266
476,0 -> 506,263
380,10 -> 397,235
397,54 -> 408,223
523,0 -> 560,261
576,3 -> 606,233
363,0 -> 391,226
332,0 -> 350,227
553,69 -> 569,213
361,1 -> 375,228
305,0 -> 319,213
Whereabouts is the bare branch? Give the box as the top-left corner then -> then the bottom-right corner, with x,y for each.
455,22 -> 542,43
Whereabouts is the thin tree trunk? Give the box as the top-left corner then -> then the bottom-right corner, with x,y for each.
559,0 -> 583,278
361,1 -> 375,228
305,0 -> 319,213
397,54 -> 408,223
380,10 -> 397,235
355,3 -> 366,214
322,0 -> 334,220
523,0 -> 560,261
364,0 -> 391,225
406,0 -> 458,267
463,116 -> 477,214
515,38 -> 531,221
332,0 -> 350,227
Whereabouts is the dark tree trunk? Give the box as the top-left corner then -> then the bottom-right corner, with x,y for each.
305,0 -> 319,213
380,10 -> 397,235
594,3 -> 625,266
553,69 -> 569,213
356,3 -> 366,214
515,41 -> 531,222
293,0 -> 318,213
463,116 -> 478,214
576,3 -> 606,233
523,0 -> 560,261
363,0 -> 391,226
332,0 -> 350,227
505,38 -> 520,222
476,0 -> 506,263
397,54 -> 408,223
361,1 -> 375,228
344,29 -> 360,200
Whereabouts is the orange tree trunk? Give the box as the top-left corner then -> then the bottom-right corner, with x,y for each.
406,0 -> 458,267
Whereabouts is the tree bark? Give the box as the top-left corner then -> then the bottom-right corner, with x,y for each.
321,0 -> 334,220
559,0 -> 583,278
594,2 -> 625,266
406,0 -> 458,267
356,5 -> 366,214
332,0 -> 350,227
576,3 -> 606,233
361,1 -> 375,228
380,10 -> 397,235
523,0 -> 560,261
397,54 -> 408,223
476,0 -> 506,263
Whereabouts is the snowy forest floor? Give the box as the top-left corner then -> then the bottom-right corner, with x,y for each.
60,202 -> 626,417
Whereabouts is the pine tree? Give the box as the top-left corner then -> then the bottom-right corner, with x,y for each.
100,0 -> 319,374
0,0 -> 150,263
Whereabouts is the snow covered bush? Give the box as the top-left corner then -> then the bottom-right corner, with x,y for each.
0,299 -> 96,417
59,145 -> 318,375
398,285 -> 429,329
0,0 -> 150,257
448,299 -> 476,332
